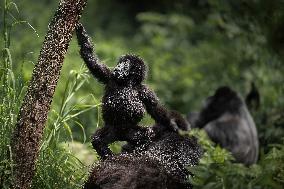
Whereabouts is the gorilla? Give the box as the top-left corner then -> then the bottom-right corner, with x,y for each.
76,23 -> 186,160
76,23 -> 202,189
187,86 -> 259,165
84,128 -> 202,189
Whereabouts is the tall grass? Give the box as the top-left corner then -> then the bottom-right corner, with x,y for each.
0,1 -> 100,188
33,65 -> 100,189
0,0 -> 27,187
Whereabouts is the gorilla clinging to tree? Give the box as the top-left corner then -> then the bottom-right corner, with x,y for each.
76,23 -> 184,159
188,86 -> 259,165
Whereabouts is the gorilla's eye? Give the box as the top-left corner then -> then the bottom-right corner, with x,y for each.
113,59 -> 130,79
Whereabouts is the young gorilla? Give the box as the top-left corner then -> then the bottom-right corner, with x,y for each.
76,23 -> 183,159
188,86 -> 259,165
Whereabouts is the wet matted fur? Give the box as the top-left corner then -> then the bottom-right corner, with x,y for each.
84,132 -> 202,189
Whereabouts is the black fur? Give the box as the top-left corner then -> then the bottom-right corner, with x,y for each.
84,130 -> 202,189
188,86 -> 259,165
76,23 -> 184,159
245,82 -> 260,111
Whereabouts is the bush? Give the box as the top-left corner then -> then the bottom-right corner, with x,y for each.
189,129 -> 284,189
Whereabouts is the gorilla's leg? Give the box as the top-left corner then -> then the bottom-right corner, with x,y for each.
123,126 -> 155,153
91,125 -> 117,160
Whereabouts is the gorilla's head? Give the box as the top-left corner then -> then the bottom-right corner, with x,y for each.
112,54 -> 147,85
196,86 -> 242,127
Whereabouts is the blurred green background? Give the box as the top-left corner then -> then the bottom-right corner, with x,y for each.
1,0 -> 284,188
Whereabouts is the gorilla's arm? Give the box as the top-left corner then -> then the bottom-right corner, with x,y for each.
76,23 -> 111,84
139,85 -> 175,131
170,110 -> 189,131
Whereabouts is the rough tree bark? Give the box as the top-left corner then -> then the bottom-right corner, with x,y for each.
11,0 -> 87,188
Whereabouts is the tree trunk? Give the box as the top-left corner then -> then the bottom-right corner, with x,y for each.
11,0 -> 87,188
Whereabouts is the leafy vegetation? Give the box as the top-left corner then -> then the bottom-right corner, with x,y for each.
0,0 -> 28,186
0,0 -> 283,188
189,130 -> 284,189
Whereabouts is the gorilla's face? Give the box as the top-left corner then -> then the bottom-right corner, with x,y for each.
113,59 -> 131,82
112,54 -> 147,85
197,86 -> 242,127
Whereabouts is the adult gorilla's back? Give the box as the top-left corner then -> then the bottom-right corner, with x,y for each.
84,132 -> 202,189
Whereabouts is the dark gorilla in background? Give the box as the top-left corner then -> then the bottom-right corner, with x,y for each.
187,86 -> 259,165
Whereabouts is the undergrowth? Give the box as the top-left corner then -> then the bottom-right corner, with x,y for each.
189,129 -> 284,189
32,65 -> 100,189
0,0 -> 27,187
0,1 -> 100,188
